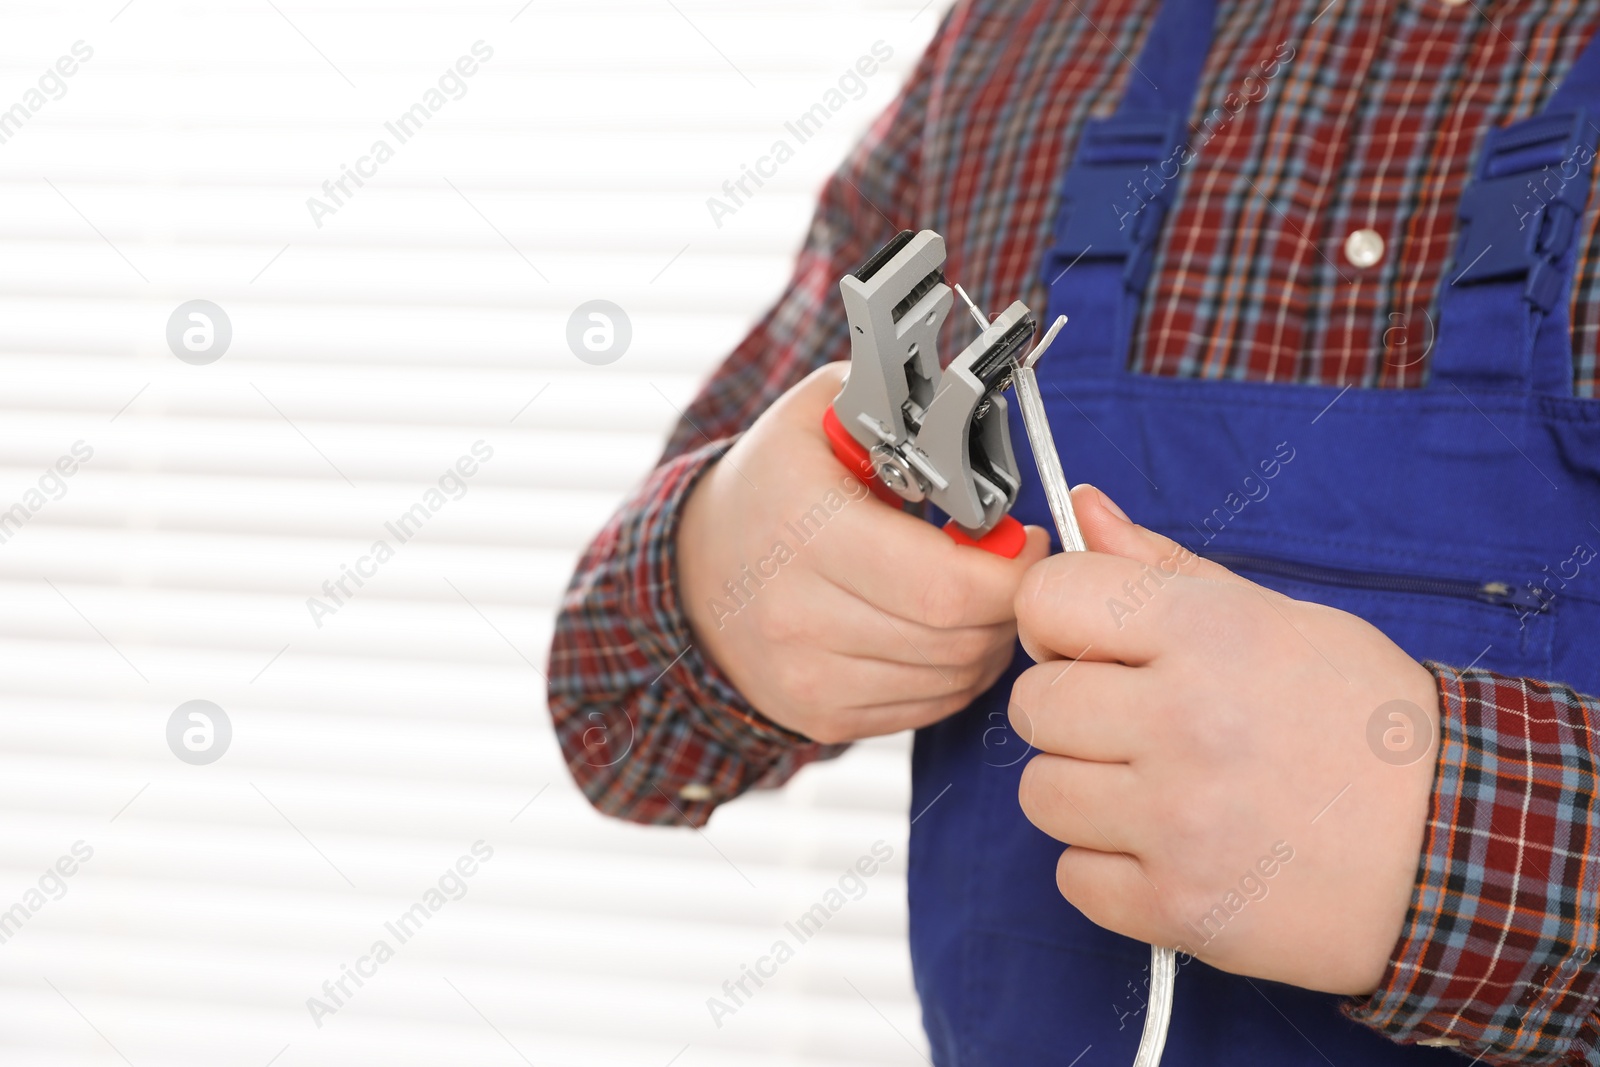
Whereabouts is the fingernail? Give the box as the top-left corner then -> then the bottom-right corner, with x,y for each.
1088,485 -> 1131,522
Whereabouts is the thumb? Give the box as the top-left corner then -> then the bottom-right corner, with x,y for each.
1071,484 -> 1250,586
785,360 -> 850,418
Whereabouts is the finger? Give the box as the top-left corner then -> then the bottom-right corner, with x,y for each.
726,568 -> 1017,669
800,646 -> 1004,712
1054,846 -> 1169,949
1018,753 -> 1145,852
717,362 -> 852,494
1015,486 -> 1253,664
795,360 -> 1050,624
788,654 -> 1009,743
774,360 -> 852,425
1073,483 -> 1251,586
1008,659 -> 1153,761
810,574 -> 1021,668
812,508 -> 1052,627
1015,550 -> 1180,665
848,685 -> 1001,738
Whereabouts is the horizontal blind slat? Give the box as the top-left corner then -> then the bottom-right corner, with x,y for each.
0,2 -> 949,1063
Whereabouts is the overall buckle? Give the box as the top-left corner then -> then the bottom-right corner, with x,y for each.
1048,111 -> 1186,294
1452,109 -> 1599,313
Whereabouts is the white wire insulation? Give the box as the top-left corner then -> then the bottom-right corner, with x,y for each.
1134,945 -> 1177,1067
1014,314 -> 1175,1067
1011,362 -> 1086,553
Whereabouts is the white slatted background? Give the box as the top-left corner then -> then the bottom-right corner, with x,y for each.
0,2 -> 948,1064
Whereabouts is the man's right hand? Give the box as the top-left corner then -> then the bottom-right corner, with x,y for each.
677,362 -> 1049,745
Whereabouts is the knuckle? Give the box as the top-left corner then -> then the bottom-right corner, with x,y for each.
915,589 -> 952,629
1014,562 -> 1049,623
1015,554 -> 1074,628
917,573 -> 973,629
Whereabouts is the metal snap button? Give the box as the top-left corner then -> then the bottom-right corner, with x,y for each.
1344,227 -> 1386,268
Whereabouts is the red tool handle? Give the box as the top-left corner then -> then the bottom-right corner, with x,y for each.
821,407 -> 1027,559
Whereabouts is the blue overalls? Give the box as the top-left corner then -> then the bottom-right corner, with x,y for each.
909,1 -> 1600,1062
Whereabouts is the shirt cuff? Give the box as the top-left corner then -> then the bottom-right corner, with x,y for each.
563,437 -> 844,826
620,437 -> 819,745
1346,663 -> 1600,1065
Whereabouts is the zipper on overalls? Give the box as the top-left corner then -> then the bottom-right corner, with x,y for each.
1200,551 -> 1550,614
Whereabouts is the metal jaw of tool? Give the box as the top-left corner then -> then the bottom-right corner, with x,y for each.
827,230 -> 1036,552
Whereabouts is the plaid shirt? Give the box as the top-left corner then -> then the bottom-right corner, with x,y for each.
548,0 -> 1600,1062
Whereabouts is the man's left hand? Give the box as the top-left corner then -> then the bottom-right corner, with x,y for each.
1011,485 -> 1441,995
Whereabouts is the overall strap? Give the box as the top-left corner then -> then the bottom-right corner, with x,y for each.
1430,30 -> 1600,398
1039,0 -> 1218,380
